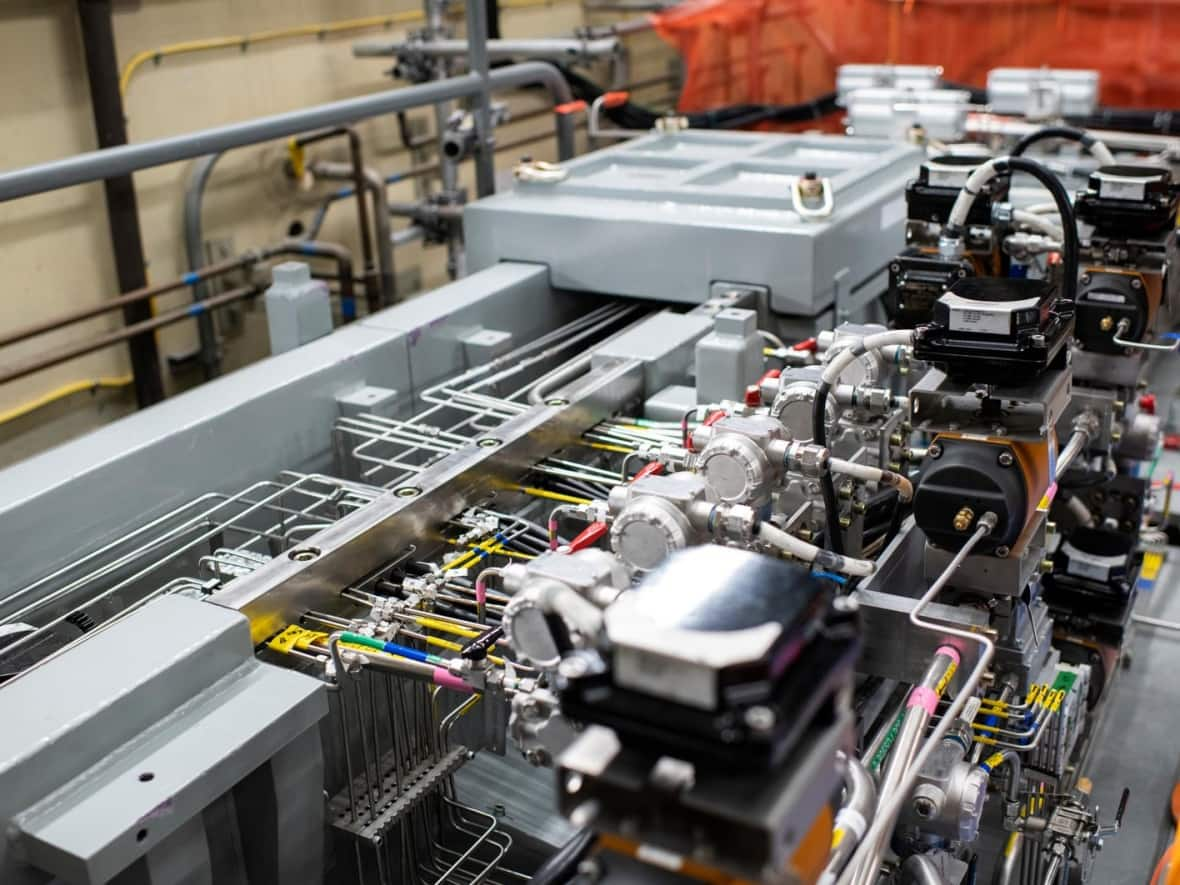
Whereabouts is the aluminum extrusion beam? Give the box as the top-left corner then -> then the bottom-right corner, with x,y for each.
212,358 -> 643,643
0,62 -> 575,202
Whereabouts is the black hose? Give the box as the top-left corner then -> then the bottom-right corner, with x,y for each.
993,156 -> 1080,303
938,79 -> 988,105
1068,107 -> 1180,136
557,67 -> 839,132
1010,125 -> 1102,161
812,378 -> 844,556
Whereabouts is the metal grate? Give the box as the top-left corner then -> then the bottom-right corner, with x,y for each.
0,471 -> 384,669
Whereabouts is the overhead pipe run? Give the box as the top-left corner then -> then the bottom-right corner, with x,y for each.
0,61 -> 576,203
354,36 -> 623,63
0,240 -> 357,388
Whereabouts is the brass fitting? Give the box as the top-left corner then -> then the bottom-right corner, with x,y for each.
953,506 -> 975,532
1099,315 -> 1114,332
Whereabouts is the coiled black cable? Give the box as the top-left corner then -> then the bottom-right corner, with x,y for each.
942,155 -> 1079,303
995,156 -> 1080,303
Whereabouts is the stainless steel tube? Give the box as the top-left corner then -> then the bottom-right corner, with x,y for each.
528,355 -> 594,404
0,61 -> 575,201
993,832 -> 1023,885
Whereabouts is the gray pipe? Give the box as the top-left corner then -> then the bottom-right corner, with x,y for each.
823,751 -> 878,883
311,160 -> 396,307
900,854 -> 947,885
182,152 -> 224,378
392,226 -> 426,247
466,0 -> 496,198
0,61 -> 575,202
992,832 -> 1023,885
354,36 -> 623,62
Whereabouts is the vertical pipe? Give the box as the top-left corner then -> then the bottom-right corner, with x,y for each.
182,153 -> 223,378
76,0 -> 164,407
465,0 -> 497,197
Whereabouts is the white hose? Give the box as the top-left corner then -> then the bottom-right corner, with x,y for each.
820,331 -> 915,388
757,521 -> 877,577
835,516 -> 998,885
947,159 -> 1004,230
1089,139 -> 1116,167
1024,201 -> 1060,216
1012,208 -> 1063,240
830,457 -> 914,502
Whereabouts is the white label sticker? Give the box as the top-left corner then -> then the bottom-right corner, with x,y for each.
1086,291 -> 1126,304
927,166 -> 970,187
949,306 -> 1009,335
1066,552 -> 1110,582
1099,178 -> 1146,201
880,196 -> 907,230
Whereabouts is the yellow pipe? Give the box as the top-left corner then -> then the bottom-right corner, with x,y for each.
0,375 -> 132,428
119,0 -> 561,98
518,486 -> 592,505
581,441 -> 634,454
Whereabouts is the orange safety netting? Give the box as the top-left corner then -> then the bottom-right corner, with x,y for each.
652,0 -> 1180,116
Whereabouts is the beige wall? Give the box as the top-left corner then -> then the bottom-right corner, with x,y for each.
0,0 -> 676,466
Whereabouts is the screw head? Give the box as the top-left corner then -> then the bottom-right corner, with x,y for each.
744,705 -> 776,733
477,437 -> 501,448
914,797 -> 937,819
394,486 -> 421,498
929,443 -> 943,459
995,545 -> 1010,558
545,398 -> 569,407
998,451 -> 1014,467
289,546 -> 320,562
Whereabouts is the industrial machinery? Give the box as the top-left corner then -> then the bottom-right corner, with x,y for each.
0,69 -> 1176,885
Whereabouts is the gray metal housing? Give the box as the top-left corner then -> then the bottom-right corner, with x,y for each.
464,131 -> 922,319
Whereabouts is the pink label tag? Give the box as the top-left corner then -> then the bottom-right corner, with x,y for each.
433,668 -> 473,694
908,685 -> 939,716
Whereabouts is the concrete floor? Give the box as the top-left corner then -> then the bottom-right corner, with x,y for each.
1086,544 -> 1180,882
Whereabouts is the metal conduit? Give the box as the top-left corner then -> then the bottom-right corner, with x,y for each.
0,60 -> 574,202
